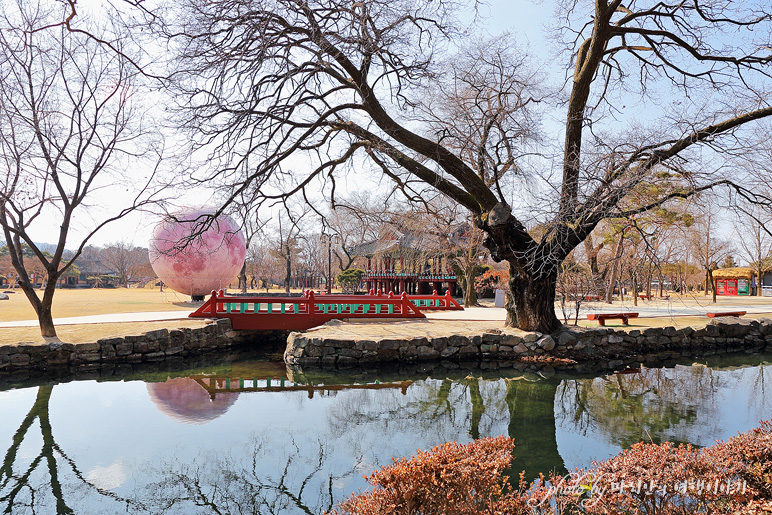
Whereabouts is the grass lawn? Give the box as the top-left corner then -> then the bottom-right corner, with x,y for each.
2,320 -> 211,346
1,286 -> 192,322
0,286 -> 308,345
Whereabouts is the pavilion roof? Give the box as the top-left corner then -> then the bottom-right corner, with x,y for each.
712,267 -> 754,279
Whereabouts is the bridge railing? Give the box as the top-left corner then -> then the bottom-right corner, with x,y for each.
189,289 -> 428,330
408,290 -> 462,311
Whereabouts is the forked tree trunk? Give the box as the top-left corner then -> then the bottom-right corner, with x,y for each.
16,272 -> 57,338
506,263 -> 561,334
38,278 -> 58,338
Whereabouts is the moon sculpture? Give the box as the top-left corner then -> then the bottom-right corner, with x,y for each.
149,208 -> 246,300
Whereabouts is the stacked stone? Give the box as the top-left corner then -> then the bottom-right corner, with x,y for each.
284,317 -> 772,367
0,319 -> 270,372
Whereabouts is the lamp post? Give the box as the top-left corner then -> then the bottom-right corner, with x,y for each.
320,233 -> 340,294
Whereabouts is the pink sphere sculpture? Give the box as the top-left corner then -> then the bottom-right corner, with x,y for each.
149,208 -> 246,300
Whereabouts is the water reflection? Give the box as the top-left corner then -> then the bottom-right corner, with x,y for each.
1,355 -> 770,515
148,378 -> 240,424
144,436 -> 349,515
0,385 -> 138,514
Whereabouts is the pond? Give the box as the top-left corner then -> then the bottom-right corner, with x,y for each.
1,350 -> 771,515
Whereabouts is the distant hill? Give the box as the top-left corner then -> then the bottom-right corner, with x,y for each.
34,242 -> 61,254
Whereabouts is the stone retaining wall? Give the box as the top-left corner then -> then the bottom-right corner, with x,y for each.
1,319 -> 285,372
284,317 -> 772,368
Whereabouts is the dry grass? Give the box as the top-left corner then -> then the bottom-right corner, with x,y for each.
0,286 -> 306,345
0,287 -> 208,345
1,286 -> 192,321
3,320 -> 210,346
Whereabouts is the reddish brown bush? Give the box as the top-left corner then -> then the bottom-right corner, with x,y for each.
331,421 -> 772,515
699,419 -> 772,508
571,441 -> 721,514
328,436 -> 530,515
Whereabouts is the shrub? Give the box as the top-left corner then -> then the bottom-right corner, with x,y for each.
331,421 -> 772,515
328,436 -> 530,515
337,268 -> 364,293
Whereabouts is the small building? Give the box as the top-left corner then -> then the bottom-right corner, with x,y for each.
351,230 -> 458,296
761,269 -> 772,297
712,267 -> 755,296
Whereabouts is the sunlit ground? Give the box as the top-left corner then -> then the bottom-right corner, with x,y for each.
1,286 -> 771,345
0,286 -> 302,345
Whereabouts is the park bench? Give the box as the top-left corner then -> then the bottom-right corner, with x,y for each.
706,311 -> 746,318
638,294 -> 652,300
586,312 -> 639,326
584,295 -> 603,301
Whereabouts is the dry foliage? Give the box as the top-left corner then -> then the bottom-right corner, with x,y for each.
331,421 -> 772,515
329,436 -> 530,515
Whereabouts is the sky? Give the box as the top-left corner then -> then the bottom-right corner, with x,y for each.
19,0 -> 558,250
13,0 -> 749,257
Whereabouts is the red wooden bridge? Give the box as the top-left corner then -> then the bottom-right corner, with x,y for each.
189,289 -> 462,331
189,374 -> 413,399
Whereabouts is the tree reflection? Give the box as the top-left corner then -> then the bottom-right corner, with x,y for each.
142,437 -> 358,515
504,378 -> 566,478
0,386 -> 135,514
555,363 -> 772,448
322,373 -> 566,480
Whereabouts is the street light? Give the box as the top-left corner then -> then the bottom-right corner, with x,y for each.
320,233 -> 340,294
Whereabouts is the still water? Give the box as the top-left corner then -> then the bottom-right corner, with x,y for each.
1,352 -> 770,515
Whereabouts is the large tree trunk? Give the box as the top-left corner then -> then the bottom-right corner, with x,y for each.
507,263 -> 561,334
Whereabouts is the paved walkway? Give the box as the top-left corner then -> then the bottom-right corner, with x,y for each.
2,297 -> 771,328
0,311 -> 195,328
425,301 -> 772,321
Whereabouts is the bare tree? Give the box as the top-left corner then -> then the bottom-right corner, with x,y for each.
163,0 -> 772,332
0,1 -> 165,337
327,192 -> 387,272
274,204 -> 310,293
227,196 -> 269,292
100,241 -> 150,287
689,202 -> 732,303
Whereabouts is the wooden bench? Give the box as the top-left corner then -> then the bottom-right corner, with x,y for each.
638,294 -> 652,300
706,311 -> 746,318
584,295 -> 603,301
587,312 -> 639,326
